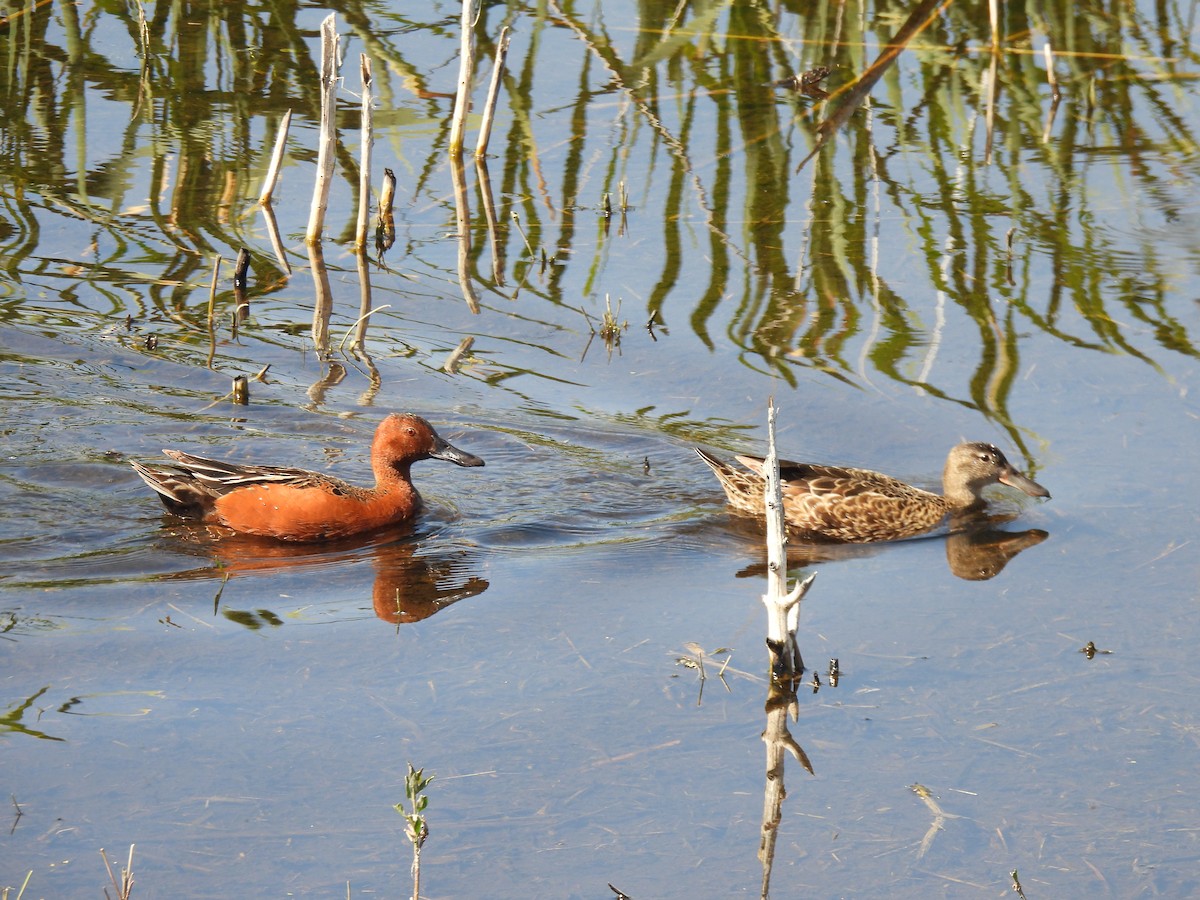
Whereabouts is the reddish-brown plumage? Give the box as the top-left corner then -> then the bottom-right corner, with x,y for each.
131,414 -> 484,542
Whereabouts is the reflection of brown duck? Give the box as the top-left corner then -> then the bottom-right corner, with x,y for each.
696,442 -> 1049,543
160,524 -> 488,625
944,522 -> 1048,581
720,513 -> 1048,582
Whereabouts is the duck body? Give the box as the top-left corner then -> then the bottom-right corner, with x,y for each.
696,441 -> 1048,544
132,414 -> 484,542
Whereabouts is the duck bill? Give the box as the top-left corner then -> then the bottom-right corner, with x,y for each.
430,436 -> 485,468
999,466 -> 1049,499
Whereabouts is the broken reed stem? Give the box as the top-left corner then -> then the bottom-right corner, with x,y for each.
259,109 -> 291,205
206,254 -> 221,323
100,844 -> 135,900
376,168 -> 396,252
378,168 -> 396,226
443,335 -> 475,373
1043,40 -> 1061,99
306,13 -> 339,245
232,374 -> 249,405
988,0 -> 1000,50
234,247 -> 251,322
447,0 -> 476,156
475,25 -> 511,157
355,54 -> 374,250
762,401 -> 814,679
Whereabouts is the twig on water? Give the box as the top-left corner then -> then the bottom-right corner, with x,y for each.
443,336 -> 475,374
1011,868 -> 1028,900
100,844 -> 135,900
336,305 -> 392,353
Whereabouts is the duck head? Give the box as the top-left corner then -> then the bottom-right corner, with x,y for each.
942,442 -> 1049,509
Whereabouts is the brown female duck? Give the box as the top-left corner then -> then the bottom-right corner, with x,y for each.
696,441 -> 1049,543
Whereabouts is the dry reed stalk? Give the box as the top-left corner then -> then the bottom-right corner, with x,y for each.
355,54 -> 374,250
475,25 -> 511,157
259,109 -> 291,205
443,336 -> 475,373
306,13 -> 339,245
100,844 -> 135,900
448,0 -> 476,155
205,254 -> 221,323
376,168 -> 396,252
1043,40 -> 1061,99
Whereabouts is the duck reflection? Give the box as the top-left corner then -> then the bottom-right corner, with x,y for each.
719,511 -> 1047,581
157,523 -> 488,625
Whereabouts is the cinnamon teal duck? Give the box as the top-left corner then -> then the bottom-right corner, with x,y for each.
695,441 -> 1049,543
132,414 -> 484,542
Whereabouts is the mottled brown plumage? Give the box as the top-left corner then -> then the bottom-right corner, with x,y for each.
696,442 -> 1049,543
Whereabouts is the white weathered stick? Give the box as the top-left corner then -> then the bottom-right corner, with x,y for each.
448,0 -> 476,155
762,401 -> 814,677
306,13 -> 339,245
355,54 -> 374,250
475,26 -> 511,157
259,109 -> 291,205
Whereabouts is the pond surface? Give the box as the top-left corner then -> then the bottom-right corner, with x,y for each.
3,1 -> 1199,897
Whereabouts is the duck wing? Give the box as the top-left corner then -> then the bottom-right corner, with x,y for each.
159,450 -> 365,496
737,455 -> 947,542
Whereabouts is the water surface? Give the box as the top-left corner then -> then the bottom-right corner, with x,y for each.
3,1 -> 1199,896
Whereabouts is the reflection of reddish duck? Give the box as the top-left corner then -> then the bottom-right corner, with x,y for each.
696,442 -> 1049,543
132,414 -> 484,542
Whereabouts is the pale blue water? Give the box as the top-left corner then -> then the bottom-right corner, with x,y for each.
2,2 -> 1199,897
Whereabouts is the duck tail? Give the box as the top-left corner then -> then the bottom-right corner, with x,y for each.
130,459 -> 218,519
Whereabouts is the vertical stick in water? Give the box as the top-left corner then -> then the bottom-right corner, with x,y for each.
306,13 -> 339,246
376,168 -> 396,253
355,54 -> 374,250
448,0 -> 476,156
259,110 -> 291,206
475,26 -> 511,158
761,401 -> 813,679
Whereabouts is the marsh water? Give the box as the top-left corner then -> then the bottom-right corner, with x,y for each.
3,1 -> 1200,897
